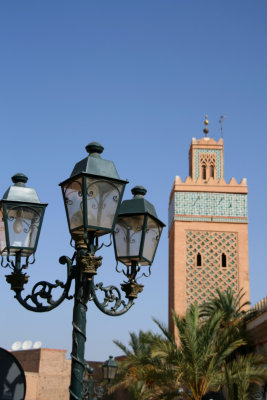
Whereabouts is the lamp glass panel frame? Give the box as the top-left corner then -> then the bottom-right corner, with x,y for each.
102,360 -> 118,381
61,173 -> 127,237
113,215 -> 145,265
102,366 -> 109,380
0,201 -> 46,256
0,207 -> 6,253
142,215 -> 163,264
62,177 -> 84,234
102,365 -> 117,381
113,213 -> 163,266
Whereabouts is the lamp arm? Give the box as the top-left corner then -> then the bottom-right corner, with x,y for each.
90,277 -> 134,316
6,255 -> 75,313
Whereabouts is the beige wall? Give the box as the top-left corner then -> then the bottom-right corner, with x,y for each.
24,373 -> 39,400
169,220 -> 250,336
247,309 -> 267,357
37,349 -> 71,400
11,349 -> 124,400
11,349 -> 71,400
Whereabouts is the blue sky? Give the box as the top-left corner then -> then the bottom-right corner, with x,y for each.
0,1 -> 266,361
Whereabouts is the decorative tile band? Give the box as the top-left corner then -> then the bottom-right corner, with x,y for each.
174,216 -> 247,222
174,192 -> 247,217
213,217 -> 248,223
175,216 -> 212,222
168,192 -> 248,230
168,195 -> 175,229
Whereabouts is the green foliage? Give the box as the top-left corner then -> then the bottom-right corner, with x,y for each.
110,289 -> 267,400
222,353 -> 267,400
154,305 -> 245,400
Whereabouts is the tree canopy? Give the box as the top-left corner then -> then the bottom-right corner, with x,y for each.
110,289 -> 267,400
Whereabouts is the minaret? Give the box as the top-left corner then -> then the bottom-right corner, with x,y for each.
168,116 -> 249,334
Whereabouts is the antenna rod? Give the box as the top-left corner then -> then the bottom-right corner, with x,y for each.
219,115 -> 227,138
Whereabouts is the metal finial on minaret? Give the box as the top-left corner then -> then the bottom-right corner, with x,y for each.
203,114 -> 209,136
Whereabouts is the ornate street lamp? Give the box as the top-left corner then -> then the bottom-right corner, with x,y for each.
82,356 -> 118,400
1,142 -> 164,400
59,142 -> 128,241
113,185 -> 165,299
0,173 -> 47,258
102,356 -> 118,382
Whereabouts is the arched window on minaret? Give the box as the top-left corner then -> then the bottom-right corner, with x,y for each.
222,253 -> 227,268
197,253 -> 202,267
202,165 -> 206,180
210,164 -> 215,178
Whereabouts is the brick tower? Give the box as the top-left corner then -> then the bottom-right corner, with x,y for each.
168,116 -> 250,333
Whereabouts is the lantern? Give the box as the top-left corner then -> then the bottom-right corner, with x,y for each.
113,186 -> 165,266
0,174 -> 47,257
60,142 -> 128,239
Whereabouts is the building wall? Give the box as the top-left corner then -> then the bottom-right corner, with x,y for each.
247,297 -> 267,357
169,220 -> 249,326
11,349 -> 71,400
168,136 -> 250,334
11,349 -> 123,400
24,373 -> 39,400
12,349 -> 41,373
37,349 -> 71,400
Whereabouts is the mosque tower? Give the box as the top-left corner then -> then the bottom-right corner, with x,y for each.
168,116 -> 249,334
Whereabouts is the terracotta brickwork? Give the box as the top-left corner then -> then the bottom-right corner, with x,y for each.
10,349 -> 125,400
168,136 -> 250,335
12,349 -> 41,373
11,348 -> 71,400
185,230 -> 238,307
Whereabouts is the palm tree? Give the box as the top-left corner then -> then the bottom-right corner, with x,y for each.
110,330 -> 163,399
200,288 -> 251,329
200,288 -> 261,362
153,303 -> 246,400
111,290 -> 266,400
222,353 -> 267,400
110,328 -> 181,400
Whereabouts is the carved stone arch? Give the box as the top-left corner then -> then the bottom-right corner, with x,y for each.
201,164 -> 207,180
210,164 -> 215,178
199,153 -> 216,180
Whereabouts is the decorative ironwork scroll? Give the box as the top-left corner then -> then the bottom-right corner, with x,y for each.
91,278 -> 134,316
6,255 -> 74,312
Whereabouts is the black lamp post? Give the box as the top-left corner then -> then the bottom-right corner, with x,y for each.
0,142 -> 165,400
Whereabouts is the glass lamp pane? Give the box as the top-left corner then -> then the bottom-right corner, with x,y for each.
6,204 -> 43,254
143,216 -> 162,263
0,208 -> 7,254
86,178 -> 123,231
102,360 -> 117,380
63,178 -> 83,232
107,366 -> 117,380
114,215 -> 144,265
